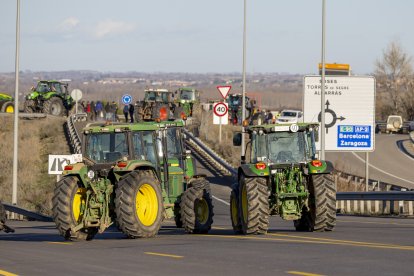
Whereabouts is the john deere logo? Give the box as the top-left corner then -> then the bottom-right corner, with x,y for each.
290,124 -> 299,132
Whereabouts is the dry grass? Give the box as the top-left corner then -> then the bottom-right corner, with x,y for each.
0,115 -> 70,214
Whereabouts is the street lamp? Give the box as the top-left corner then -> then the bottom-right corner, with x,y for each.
241,0 -> 247,159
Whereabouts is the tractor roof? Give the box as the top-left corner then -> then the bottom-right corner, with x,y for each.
246,122 -> 319,133
38,80 -> 68,85
0,93 -> 13,100
178,87 -> 196,92
83,120 -> 185,134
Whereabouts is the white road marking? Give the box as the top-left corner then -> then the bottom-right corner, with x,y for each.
351,152 -> 414,185
212,195 -> 230,206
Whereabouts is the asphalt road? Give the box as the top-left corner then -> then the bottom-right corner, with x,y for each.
1,156 -> 414,276
326,133 -> 414,189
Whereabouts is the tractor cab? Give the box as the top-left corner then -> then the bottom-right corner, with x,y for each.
144,89 -> 173,103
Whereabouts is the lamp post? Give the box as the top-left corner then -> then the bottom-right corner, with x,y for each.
320,0 -> 326,160
241,0 -> 247,158
12,0 -> 21,205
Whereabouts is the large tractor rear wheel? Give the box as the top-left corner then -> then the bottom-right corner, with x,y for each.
44,97 -> 65,116
294,174 -> 336,232
180,178 -> 214,234
230,184 -> 242,234
52,176 -> 98,241
115,170 -> 163,238
0,201 -> 6,228
24,100 -> 35,113
239,175 -> 269,235
0,101 -> 14,113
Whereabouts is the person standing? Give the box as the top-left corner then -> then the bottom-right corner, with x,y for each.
86,101 -> 91,121
95,101 -> 103,120
129,103 -> 135,123
90,101 -> 96,121
105,102 -> 112,121
123,104 -> 129,122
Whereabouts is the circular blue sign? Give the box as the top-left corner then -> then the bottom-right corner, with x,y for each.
122,94 -> 132,105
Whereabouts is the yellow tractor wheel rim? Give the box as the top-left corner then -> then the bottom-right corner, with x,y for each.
195,198 -> 209,225
5,105 -> 14,113
136,184 -> 158,226
72,188 -> 87,222
230,194 -> 238,226
241,184 -> 248,223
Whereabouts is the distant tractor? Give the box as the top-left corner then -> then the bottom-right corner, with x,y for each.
24,80 -> 77,116
231,122 -> 336,234
135,89 -> 176,121
174,87 -> 201,119
226,94 -> 255,125
0,93 -> 14,113
52,120 -> 214,241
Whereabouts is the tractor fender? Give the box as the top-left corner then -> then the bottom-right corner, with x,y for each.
307,160 -> 334,174
62,163 -> 89,187
113,161 -> 159,181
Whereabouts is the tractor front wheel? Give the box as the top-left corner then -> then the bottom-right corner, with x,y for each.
1,101 -> 14,113
180,178 -> 214,234
44,97 -> 65,116
115,170 -> 163,238
52,176 -> 98,241
24,100 -> 35,113
239,175 -> 269,235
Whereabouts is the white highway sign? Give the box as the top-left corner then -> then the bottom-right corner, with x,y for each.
48,154 -> 82,175
303,75 -> 376,152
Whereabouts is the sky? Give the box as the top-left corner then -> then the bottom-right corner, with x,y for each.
0,0 -> 413,74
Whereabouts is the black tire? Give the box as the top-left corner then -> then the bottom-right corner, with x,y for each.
180,178 -> 214,234
0,201 -> 6,224
174,197 -> 183,228
294,174 -> 336,232
52,176 -> 98,241
230,184 -> 242,234
24,100 -> 35,113
239,175 -> 269,235
1,101 -> 14,113
115,170 -> 163,238
44,97 -> 65,116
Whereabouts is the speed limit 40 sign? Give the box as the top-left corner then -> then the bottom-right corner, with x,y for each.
213,102 -> 228,125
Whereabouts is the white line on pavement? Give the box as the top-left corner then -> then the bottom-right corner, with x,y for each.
212,195 -> 230,206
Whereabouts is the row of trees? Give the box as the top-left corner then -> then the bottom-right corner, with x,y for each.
375,41 -> 414,120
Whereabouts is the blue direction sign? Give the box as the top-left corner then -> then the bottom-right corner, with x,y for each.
122,94 -> 133,105
337,125 -> 372,149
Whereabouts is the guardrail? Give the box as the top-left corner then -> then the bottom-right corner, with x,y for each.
66,113 -> 87,154
336,191 -> 414,216
3,203 -> 52,222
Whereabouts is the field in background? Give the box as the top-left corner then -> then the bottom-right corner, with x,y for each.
0,116 -> 70,214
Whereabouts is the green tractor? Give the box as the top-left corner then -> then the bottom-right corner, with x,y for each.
24,80 -> 76,116
52,120 -> 214,241
231,122 -> 336,234
135,89 -> 175,121
226,94 -> 255,125
0,93 -> 14,113
174,87 -> 201,119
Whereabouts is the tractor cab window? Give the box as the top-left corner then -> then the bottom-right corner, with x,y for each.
85,133 -> 128,163
267,132 -> 307,164
145,92 -> 157,101
165,128 -> 182,159
36,83 -> 49,92
50,83 -> 62,93
251,133 -> 267,163
132,131 -> 157,164
160,92 -> 169,103
180,90 -> 194,100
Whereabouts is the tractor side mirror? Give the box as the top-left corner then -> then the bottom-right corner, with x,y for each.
233,132 -> 242,146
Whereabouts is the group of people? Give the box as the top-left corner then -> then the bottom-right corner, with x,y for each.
80,101 -> 134,123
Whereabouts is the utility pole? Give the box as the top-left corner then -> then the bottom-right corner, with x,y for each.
241,0 -> 247,158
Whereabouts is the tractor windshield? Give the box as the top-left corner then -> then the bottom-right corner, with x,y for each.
251,131 -> 310,164
36,82 -> 50,93
180,90 -> 195,101
145,92 -> 157,101
85,133 -> 128,163
132,131 -> 157,164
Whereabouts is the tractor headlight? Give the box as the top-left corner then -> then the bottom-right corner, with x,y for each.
87,170 -> 95,179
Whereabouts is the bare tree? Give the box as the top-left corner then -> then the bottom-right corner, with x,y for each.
374,41 -> 413,117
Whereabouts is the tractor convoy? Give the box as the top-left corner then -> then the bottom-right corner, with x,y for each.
52,120 -> 214,240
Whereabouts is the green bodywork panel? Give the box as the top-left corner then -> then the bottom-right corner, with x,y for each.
0,93 -> 13,101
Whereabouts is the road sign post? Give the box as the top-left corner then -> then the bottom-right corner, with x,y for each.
213,102 -> 229,144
